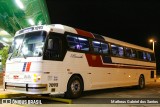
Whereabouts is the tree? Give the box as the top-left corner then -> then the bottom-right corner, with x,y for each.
0,46 -> 9,70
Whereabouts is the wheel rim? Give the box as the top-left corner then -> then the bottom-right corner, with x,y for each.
140,77 -> 144,88
71,80 -> 81,95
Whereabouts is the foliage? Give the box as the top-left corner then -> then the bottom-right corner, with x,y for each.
0,46 -> 9,69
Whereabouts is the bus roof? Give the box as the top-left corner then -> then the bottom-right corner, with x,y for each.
15,24 -> 153,53
51,24 -> 153,53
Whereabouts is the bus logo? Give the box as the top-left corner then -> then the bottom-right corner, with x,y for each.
22,62 -> 32,72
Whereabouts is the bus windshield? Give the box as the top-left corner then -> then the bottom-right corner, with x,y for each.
9,31 -> 46,59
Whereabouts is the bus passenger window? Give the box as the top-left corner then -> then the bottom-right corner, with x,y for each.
111,44 -> 124,57
146,53 -> 151,61
92,41 -> 109,54
131,49 -> 137,58
138,51 -> 143,60
92,41 -> 102,53
101,42 -> 109,54
151,53 -> 155,61
138,51 -> 147,60
67,35 -> 89,51
125,48 -> 137,58
78,37 -> 89,51
143,52 -> 147,60
67,35 -> 79,50
125,48 -> 132,58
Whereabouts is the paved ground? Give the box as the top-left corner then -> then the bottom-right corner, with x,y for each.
0,77 -> 160,107
71,80 -> 160,104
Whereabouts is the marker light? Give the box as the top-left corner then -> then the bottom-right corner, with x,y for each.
33,74 -> 41,82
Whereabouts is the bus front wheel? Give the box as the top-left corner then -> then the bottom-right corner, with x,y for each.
138,75 -> 145,89
65,75 -> 83,99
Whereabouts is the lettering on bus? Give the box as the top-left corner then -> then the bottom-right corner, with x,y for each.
13,75 -> 19,79
70,54 -> 83,58
49,83 -> 58,87
34,26 -> 43,30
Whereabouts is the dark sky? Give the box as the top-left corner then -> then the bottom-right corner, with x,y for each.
46,0 -> 160,70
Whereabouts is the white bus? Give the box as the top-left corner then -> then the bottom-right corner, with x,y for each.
4,24 -> 156,98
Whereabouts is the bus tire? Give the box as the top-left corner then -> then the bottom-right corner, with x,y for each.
65,75 -> 83,99
137,75 -> 145,89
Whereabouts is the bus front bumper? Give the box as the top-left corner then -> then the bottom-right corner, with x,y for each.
4,82 -> 48,94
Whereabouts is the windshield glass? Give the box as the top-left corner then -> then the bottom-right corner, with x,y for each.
10,31 -> 46,59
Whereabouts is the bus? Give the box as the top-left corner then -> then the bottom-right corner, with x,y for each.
4,24 -> 156,98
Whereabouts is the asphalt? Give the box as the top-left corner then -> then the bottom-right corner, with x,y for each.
0,77 -> 160,107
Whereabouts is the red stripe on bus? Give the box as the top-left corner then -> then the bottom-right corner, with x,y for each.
75,28 -> 94,38
85,54 -> 156,70
26,62 -> 31,72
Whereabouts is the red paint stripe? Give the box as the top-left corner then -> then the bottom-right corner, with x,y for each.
85,54 -> 156,70
26,62 -> 31,72
75,28 -> 94,38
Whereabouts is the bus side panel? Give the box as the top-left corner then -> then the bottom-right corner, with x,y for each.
42,51 -> 93,94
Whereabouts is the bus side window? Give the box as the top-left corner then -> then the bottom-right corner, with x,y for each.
101,42 -> 109,54
67,35 -> 89,51
111,44 -> 124,57
125,48 -> 137,58
143,52 -> 147,60
92,41 -> 102,53
67,35 -> 79,50
125,48 -> 132,58
131,49 -> 137,58
78,37 -> 89,51
138,51 -> 147,60
138,51 -> 143,60
151,53 -> 155,61
146,53 -> 151,61
45,37 -> 62,60
47,39 -> 53,50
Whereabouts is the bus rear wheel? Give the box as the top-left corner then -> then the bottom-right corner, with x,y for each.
138,75 -> 145,89
65,75 -> 83,99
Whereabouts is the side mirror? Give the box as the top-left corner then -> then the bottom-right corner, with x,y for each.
8,46 -> 13,54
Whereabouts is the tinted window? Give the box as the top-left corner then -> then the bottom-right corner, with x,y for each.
43,33 -> 66,61
92,41 -> 102,53
151,53 -> 155,61
125,48 -> 137,58
67,35 -> 89,51
125,48 -> 132,58
111,44 -> 124,57
146,53 -> 156,62
78,37 -> 89,51
46,37 -> 62,58
146,53 -> 151,61
138,51 -> 147,60
143,52 -> 147,60
101,42 -> 109,54
92,41 -> 109,54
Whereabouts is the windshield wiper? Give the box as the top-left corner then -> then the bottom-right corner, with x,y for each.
21,52 -> 27,59
9,47 -> 19,60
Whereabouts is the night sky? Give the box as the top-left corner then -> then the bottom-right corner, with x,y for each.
46,0 -> 160,71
